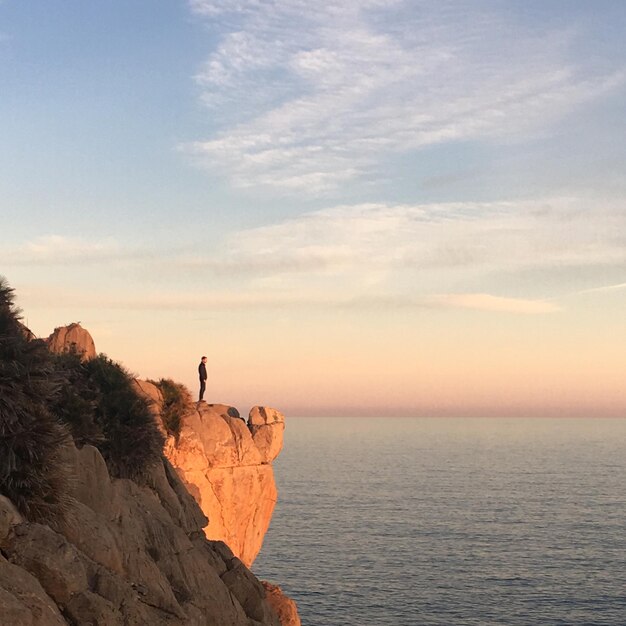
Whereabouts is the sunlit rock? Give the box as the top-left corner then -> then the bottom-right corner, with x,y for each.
46,323 -> 96,360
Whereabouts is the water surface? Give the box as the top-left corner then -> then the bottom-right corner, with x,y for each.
254,417 -> 626,625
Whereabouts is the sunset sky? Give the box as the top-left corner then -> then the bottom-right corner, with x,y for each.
1,1 -> 625,416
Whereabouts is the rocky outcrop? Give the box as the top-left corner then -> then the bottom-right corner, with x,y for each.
153,398 -> 302,626
141,394 -> 284,569
262,582 -> 302,626
0,443 -> 282,626
17,321 -> 36,341
46,322 -> 96,360
248,407 -> 285,464
40,324 -> 299,625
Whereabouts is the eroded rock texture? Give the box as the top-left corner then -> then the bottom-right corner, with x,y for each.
0,445 -> 282,626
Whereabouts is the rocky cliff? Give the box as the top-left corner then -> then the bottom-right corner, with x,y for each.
43,324 -> 285,569
0,443 -> 282,626
132,384 -> 297,622
154,397 -> 284,568
0,284 -> 301,626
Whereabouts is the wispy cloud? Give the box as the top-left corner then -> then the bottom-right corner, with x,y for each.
185,0 -> 624,192
191,198 -> 626,280
20,284 -> 559,316
0,235 -> 157,266
166,197 -> 625,314
428,293 -> 560,314
9,199 -> 623,316
573,282 -> 626,296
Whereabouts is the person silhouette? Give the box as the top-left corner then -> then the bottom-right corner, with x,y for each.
198,356 -> 207,402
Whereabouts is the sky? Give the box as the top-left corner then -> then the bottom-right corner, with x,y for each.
1,0 -> 625,417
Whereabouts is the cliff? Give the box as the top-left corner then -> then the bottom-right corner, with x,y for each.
132,383 -> 298,623
139,389 -> 284,568
0,443 -> 282,625
43,323 -> 284,569
0,281 -> 300,626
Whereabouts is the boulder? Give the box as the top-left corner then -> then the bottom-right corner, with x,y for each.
0,554 -> 67,626
248,407 -> 285,463
4,523 -> 89,606
0,495 -> 23,542
132,379 -> 168,437
261,582 -> 302,626
46,323 -> 96,360
221,558 -> 280,626
18,322 -> 36,342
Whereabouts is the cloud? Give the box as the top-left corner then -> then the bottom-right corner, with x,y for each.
195,198 -> 626,280
164,197 -> 625,314
427,293 -> 560,314
0,235 -> 160,266
9,199 -> 623,315
574,282 -> 626,296
19,283 -> 559,315
185,0 -> 625,192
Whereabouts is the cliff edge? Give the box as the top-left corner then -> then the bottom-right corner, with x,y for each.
0,280 -> 300,626
44,323 -> 285,569
147,393 -> 284,568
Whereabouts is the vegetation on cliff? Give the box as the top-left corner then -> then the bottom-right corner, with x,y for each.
148,378 -> 191,441
0,278 -> 72,526
0,277 -> 164,526
54,352 -> 165,478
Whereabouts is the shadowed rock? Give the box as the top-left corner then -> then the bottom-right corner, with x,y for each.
0,444 -> 282,625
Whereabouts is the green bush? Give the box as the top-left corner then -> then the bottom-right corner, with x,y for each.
1,276 -> 167,527
80,355 -> 165,480
149,378 -> 191,441
51,351 -> 165,480
0,277 -> 72,526
51,350 -> 103,447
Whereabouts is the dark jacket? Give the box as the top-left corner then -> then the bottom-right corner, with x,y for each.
198,362 -> 207,381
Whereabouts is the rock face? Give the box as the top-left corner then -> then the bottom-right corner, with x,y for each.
248,407 -> 285,464
0,443 -> 282,626
262,582 -> 302,626
45,328 -> 283,570
131,388 -> 302,626
150,396 -> 284,569
40,326 -> 299,626
46,322 -> 96,360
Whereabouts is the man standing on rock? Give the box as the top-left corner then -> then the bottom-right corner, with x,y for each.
198,356 -> 208,402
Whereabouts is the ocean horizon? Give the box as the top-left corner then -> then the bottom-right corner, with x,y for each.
254,417 -> 626,625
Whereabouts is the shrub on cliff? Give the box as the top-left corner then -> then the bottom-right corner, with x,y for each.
149,378 -> 191,441
1,276 -> 165,500
75,355 -> 165,480
51,350 -> 103,447
51,351 -> 165,479
0,277 -> 72,526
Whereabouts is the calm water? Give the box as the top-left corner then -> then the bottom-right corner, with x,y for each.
253,418 -> 626,626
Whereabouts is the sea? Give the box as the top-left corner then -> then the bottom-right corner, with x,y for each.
253,417 -> 626,626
